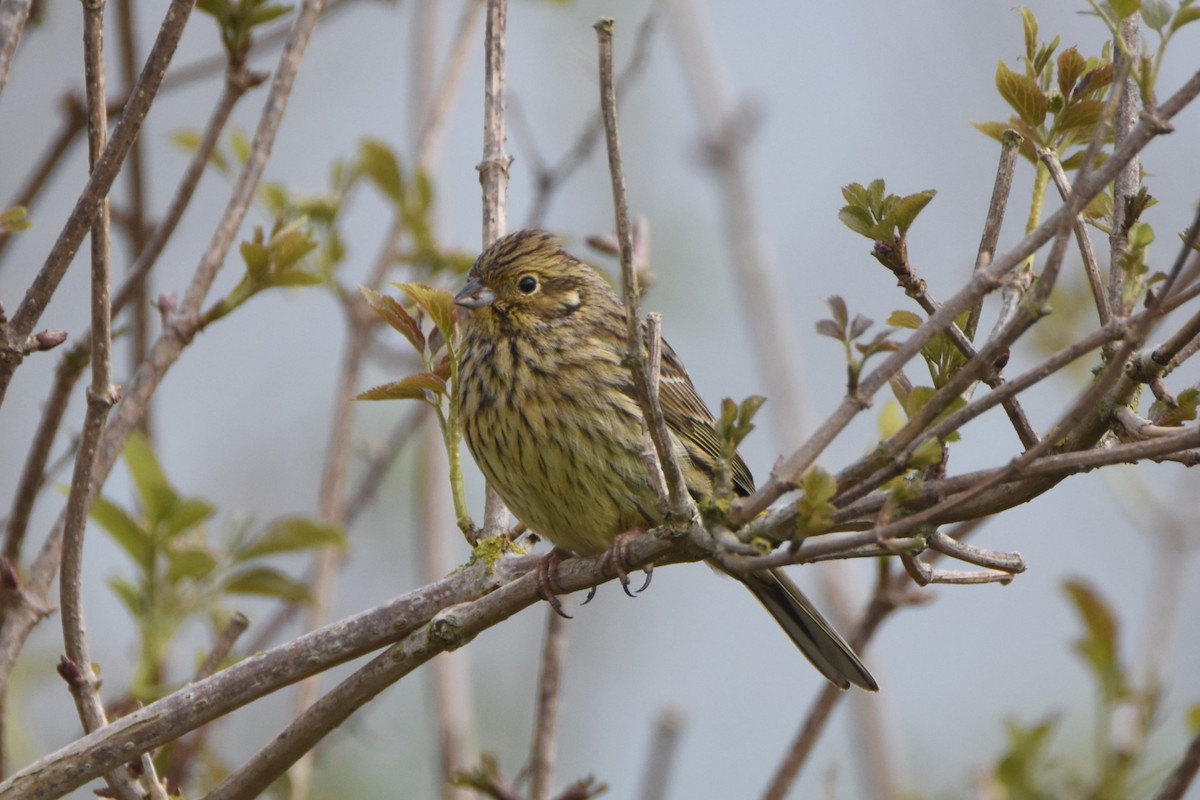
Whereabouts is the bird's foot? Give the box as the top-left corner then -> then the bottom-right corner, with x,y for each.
604,529 -> 653,598
537,547 -> 574,619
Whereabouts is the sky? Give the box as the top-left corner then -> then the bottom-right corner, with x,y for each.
2,1 -> 1199,798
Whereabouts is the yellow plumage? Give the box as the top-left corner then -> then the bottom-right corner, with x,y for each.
454,229 -> 876,691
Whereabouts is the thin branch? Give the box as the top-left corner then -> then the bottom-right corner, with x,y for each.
1108,13 -> 1142,317
1040,147 -> 1110,325
524,0 -> 664,228
637,708 -> 683,800
0,0 -> 196,405
595,17 -> 691,519
0,0 -> 32,97
0,99 -> 86,264
58,4 -> 140,797
1152,721 -> 1200,800
965,129 -> 1023,340
0,0 -> 327,719
529,608 -> 567,800
478,0 -> 512,538
731,66 -> 1199,525
761,575 -> 904,800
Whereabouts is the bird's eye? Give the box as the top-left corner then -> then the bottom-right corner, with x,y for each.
517,275 -> 539,294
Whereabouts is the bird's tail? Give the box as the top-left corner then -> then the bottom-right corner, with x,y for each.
737,568 -> 878,691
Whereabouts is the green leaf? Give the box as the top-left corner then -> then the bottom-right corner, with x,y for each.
1053,99 -> 1105,138
107,576 -> 144,617
995,715 -> 1059,796
170,129 -> 229,172
996,59 -> 1048,128
163,498 -> 216,539
1019,6 -> 1039,63
361,286 -> 425,353
359,138 -> 405,205
1188,702 -> 1200,735
0,205 -> 31,233
887,310 -> 924,330
1109,0 -> 1141,19
1057,47 -> 1087,99
166,545 -> 219,583
268,218 -> 318,271
90,495 -> 151,564
907,438 -> 944,469
892,190 -> 937,234
1141,0 -> 1173,32
802,467 -> 836,505
236,516 -> 346,561
222,566 -> 313,604
355,372 -> 446,402
123,432 -> 178,527
1170,4 -> 1200,33
397,283 -> 457,344
838,205 -> 877,238
1149,387 -> 1199,427
1063,579 -> 1125,703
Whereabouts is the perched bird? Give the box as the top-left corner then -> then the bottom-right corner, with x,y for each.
454,229 -> 877,691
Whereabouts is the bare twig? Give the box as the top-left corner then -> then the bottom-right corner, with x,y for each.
1153,721 -> 1200,800
965,129 -> 1022,340
637,707 -> 683,800
0,0 -> 33,97
0,0 -> 196,405
595,17 -> 691,519
57,5 -> 141,798
1040,148 -> 1110,325
529,608 -> 567,800
732,67 -> 1199,525
478,0 -> 512,539
0,0 -> 327,725
762,577 -> 902,799
524,1 -> 664,227
1108,13 -> 1142,317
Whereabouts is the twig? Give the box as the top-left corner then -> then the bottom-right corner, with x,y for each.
731,66 -> 1200,526
762,576 -> 902,799
1152,721 -> 1200,800
58,4 -> 140,798
416,0 -> 485,172
478,0 -> 513,539
419,419 -> 476,799
0,0 -> 196,405
0,99 -> 86,263
0,0 -> 32,97
595,17 -> 691,518
529,607 -> 567,800
1108,14 -> 1142,317
112,64 -> 265,316
1039,147 -> 1110,325
965,129 -> 1022,340
637,707 -> 683,800
524,0 -> 664,227
0,0 -> 326,729
2,348 -> 87,567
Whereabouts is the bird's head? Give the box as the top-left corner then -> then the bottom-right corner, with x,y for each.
455,229 -> 613,335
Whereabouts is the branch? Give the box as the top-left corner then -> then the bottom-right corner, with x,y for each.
595,17 -> 692,519
478,0 -> 512,538
732,66 -> 1200,525
0,0 -> 195,405
529,608 -> 567,800
0,0 -> 32,97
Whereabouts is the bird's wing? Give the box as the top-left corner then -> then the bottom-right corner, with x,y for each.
657,338 -> 756,496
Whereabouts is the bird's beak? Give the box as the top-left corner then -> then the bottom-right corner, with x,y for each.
454,280 -> 496,309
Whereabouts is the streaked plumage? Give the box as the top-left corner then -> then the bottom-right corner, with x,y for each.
454,229 -> 876,691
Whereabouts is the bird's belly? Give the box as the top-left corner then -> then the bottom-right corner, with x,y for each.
464,384 -> 661,556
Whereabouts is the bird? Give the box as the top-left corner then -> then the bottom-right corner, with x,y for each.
453,228 -> 877,691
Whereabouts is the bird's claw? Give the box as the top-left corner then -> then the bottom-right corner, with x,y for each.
604,530 -> 653,597
537,547 -> 573,619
